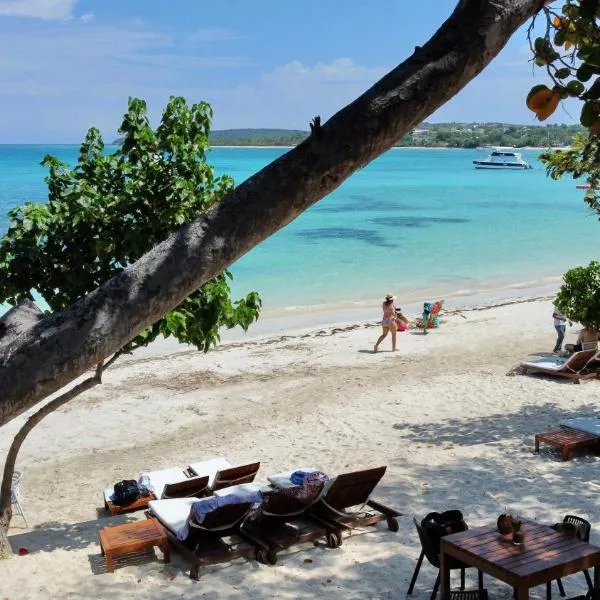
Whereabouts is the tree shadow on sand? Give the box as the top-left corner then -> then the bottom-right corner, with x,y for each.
392,401 -> 600,448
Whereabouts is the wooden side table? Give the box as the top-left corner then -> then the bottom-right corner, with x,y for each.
99,517 -> 169,573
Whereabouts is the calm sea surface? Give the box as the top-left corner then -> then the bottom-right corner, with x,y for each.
0,145 -> 598,313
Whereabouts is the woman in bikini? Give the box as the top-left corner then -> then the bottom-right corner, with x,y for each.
374,294 -> 398,352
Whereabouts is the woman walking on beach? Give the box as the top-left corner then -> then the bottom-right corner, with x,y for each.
374,294 -> 397,352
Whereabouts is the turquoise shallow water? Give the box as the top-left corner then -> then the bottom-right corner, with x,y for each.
0,145 -> 598,313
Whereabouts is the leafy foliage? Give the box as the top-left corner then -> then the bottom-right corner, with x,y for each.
0,96 -> 261,354
555,261 -> 600,330
528,3 -> 600,213
526,1 -> 600,125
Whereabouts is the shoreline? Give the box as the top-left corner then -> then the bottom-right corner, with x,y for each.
128,279 -> 562,360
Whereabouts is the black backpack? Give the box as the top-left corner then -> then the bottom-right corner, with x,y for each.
112,479 -> 140,506
421,510 -> 468,555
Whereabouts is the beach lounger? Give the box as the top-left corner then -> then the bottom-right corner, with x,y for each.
241,485 -> 342,564
520,349 -> 600,382
147,496 -> 263,580
535,417 -> 600,461
308,466 -> 402,535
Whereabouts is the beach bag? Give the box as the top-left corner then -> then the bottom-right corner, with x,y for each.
112,479 -> 140,506
421,510 -> 468,554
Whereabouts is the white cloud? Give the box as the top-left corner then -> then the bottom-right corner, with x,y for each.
0,0 -> 76,20
206,58 -> 388,129
80,12 -> 94,24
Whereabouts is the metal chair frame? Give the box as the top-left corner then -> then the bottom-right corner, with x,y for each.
10,470 -> 28,527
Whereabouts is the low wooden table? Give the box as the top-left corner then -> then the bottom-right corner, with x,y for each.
535,427 -> 600,461
440,520 -> 600,600
99,517 -> 169,573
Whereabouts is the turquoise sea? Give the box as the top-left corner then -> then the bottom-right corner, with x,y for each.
0,145 -> 598,314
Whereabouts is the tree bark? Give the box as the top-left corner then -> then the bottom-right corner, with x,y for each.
0,299 -> 44,346
0,0 -> 542,428
0,364 -> 104,557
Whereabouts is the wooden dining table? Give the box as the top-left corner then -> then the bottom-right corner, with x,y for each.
440,520 -> 600,600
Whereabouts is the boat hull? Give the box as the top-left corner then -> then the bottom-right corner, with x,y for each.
473,162 -> 531,169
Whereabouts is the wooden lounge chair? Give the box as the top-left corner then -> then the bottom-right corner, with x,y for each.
162,475 -> 210,499
308,466 -> 402,536
521,349 -> 600,382
241,486 -> 342,564
147,497 -> 262,580
187,460 -> 262,494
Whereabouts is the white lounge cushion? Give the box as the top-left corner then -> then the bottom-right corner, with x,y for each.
148,497 -> 198,539
213,481 -> 272,497
561,417 -> 600,437
142,468 -> 188,500
521,357 -> 568,371
267,467 -> 319,489
188,457 -> 232,487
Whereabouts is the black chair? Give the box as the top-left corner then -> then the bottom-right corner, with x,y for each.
407,518 -> 484,600
547,515 -> 593,600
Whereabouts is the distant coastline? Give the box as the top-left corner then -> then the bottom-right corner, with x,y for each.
111,122 -> 582,149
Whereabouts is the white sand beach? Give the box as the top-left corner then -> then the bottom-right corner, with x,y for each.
2,298 -> 600,599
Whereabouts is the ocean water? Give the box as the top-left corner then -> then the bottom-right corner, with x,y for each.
0,145 -> 598,314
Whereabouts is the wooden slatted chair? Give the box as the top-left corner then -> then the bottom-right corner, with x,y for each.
521,349 -> 600,382
308,466 -> 402,534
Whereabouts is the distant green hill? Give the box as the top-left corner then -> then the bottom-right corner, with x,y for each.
112,123 -> 584,148
209,128 -> 308,146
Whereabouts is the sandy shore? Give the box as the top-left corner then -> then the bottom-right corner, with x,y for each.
2,298 -> 600,599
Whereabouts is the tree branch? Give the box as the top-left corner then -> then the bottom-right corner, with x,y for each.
0,0 -> 542,427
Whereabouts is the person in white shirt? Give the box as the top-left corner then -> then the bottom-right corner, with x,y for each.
552,305 -> 567,353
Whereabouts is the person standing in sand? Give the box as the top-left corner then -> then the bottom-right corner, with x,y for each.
374,294 -> 398,352
552,305 -> 568,353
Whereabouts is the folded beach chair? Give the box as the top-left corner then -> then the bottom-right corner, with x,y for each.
520,348 -> 600,382
307,466 -> 402,536
147,495 -> 264,580
188,459 -> 263,495
535,417 -> 600,461
241,484 -> 342,564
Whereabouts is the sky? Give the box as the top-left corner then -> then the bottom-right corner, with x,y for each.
0,0 -> 581,143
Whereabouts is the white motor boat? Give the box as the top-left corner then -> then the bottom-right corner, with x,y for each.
473,148 -> 532,170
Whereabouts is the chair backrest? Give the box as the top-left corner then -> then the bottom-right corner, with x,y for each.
414,517 -> 441,568
563,514 -> 591,542
259,486 -> 321,519
212,462 -> 260,491
189,501 -> 253,532
565,349 -> 597,372
162,475 -> 209,499
321,466 -> 386,510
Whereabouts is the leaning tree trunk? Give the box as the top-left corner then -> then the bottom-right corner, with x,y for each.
0,0 -> 543,428
0,364 -> 107,557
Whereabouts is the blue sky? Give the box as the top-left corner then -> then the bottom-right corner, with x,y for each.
0,0 -> 580,142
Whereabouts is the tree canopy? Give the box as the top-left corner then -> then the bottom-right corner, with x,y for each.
526,0 -> 600,216
555,261 -> 600,330
0,96 -> 261,354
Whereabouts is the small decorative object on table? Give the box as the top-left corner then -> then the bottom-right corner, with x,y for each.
511,517 -> 524,546
497,512 -> 514,535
